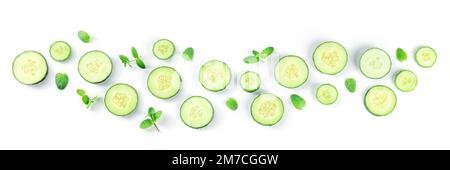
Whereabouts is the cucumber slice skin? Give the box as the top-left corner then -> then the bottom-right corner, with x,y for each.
49,41 -> 71,62
104,83 -> 138,116
274,55 -> 309,89
147,66 -> 182,99
12,51 -> 49,85
152,39 -> 175,60
394,70 -> 418,92
415,46 -> 437,68
77,50 -> 113,84
359,48 -> 392,79
250,93 -> 284,126
180,96 -> 214,129
364,85 -> 397,116
313,41 -> 348,75
199,60 -> 232,92
315,84 -> 338,105
240,71 -> 261,93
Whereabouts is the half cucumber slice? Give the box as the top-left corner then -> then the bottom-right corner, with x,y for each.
49,41 -> 71,62
274,55 -> 309,88
104,83 -> 138,116
12,51 -> 48,85
313,41 -> 348,75
152,39 -> 175,60
360,48 -> 392,79
180,96 -> 214,129
147,66 -> 182,99
394,70 -> 417,92
240,71 -> 261,93
364,85 -> 397,116
251,93 -> 284,126
415,46 -> 437,68
199,60 -> 231,92
316,84 -> 338,105
78,50 -> 112,84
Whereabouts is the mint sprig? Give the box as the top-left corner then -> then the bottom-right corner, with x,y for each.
140,107 -> 162,132
76,89 -> 98,109
244,47 -> 274,64
119,47 -> 146,69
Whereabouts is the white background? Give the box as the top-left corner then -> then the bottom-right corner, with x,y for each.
1,0 -> 449,150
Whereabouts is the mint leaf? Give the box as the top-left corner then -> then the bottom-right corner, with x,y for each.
396,48 -> 407,62
290,94 -> 305,110
151,111 -> 162,121
260,47 -> 274,59
136,58 -> 146,69
140,119 -> 153,129
182,47 -> 194,61
148,107 -> 155,115
131,47 -> 139,59
55,73 -> 69,90
76,89 -> 85,96
345,78 -> 356,93
77,30 -> 90,43
82,95 -> 90,105
244,56 -> 259,64
119,55 -> 130,67
252,50 -> 259,56
226,98 -> 238,111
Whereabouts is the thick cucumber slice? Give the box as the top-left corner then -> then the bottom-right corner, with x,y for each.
147,66 -> 182,99
394,70 -> 417,92
250,93 -> 284,126
240,71 -> 261,93
274,55 -> 309,88
360,48 -> 392,79
313,41 -> 348,75
415,46 -> 437,68
78,50 -> 112,84
316,84 -> 338,105
364,85 -> 397,116
180,96 -> 214,129
104,83 -> 138,116
12,51 -> 48,85
49,41 -> 71,62
199,60 -> 231,92
152,39 -> 175,60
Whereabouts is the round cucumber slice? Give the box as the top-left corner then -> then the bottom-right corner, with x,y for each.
364,85 -> 397,116
274,55 -> 309,88
147,66 -> 182,99
78,50 -> 112,84
394,70 -> 417,92
152,39 -> 175,60
12,51 -> 48,85
316,84 -> 338,105
180,96 -> 214,129
250,93 -> 284,126
49,41 -> 71,62
104,83 -> 138,116
415,46 -> 437,68
313,41 -> 348,75
199,60 -> 231,92
360,48 -> 392,79
240,71 -> 261,93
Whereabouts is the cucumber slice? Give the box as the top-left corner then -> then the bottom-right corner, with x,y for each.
394,70 -> 417,92
199,60 -> 231,92
152,39 -> 175,60
12,51 -> 48,85
364,85 -> 397,116
180,96 -> 214,129
360,48 -> 392,79
104,83 -> 138,116
415,46 -> 437,68
316,84 -> 338,105
250,93 -> 284,126
49,41 -> 71,62
240,71 -> 261,93
274,55 -> 309,88
313,41 -> 348,75
147,66 -> 182,99
78,50 -> 112,84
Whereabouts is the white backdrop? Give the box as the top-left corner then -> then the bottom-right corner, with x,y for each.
1,0 -> 449,149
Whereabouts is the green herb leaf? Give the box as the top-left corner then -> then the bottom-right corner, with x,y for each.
119,55 -> 130,67
77,30 -> 90,43
259,47 -> 274,59
151,111 -> 162,121
182,47 -> 194,61
396,48 -> 407,62
140,119 -> 154,129
131,47 -> 139,59
243,55 -> 259,64
290,94 -> 305,110
82,95 -> 90,105
136,58 -> 146,69
252,50 -> 259,56
226,98 -> 238,111
55,73 -> 69,90
76,89 -> 85,96
345,78 -> 356,93
148,107 -> 155,115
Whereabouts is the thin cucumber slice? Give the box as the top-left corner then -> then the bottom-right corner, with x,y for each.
313,41 -> 348,75
152,39 -> 175,60
12,51 -> 48,85
147,66 -> 182,99
104,83 -> 138,116
49,41 -> 71,62
78,50 -> 112,84
240,71 -> 261,93
274,55 -> 309,88
415,46 -> 437,68
180,96 -> 214,129
199,60 -> 231,92
360,48 -> 392,79
394,70 -> 417,92
316,84 -> 338,105
251,93 -> 284,126
364,85 -> 397,116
